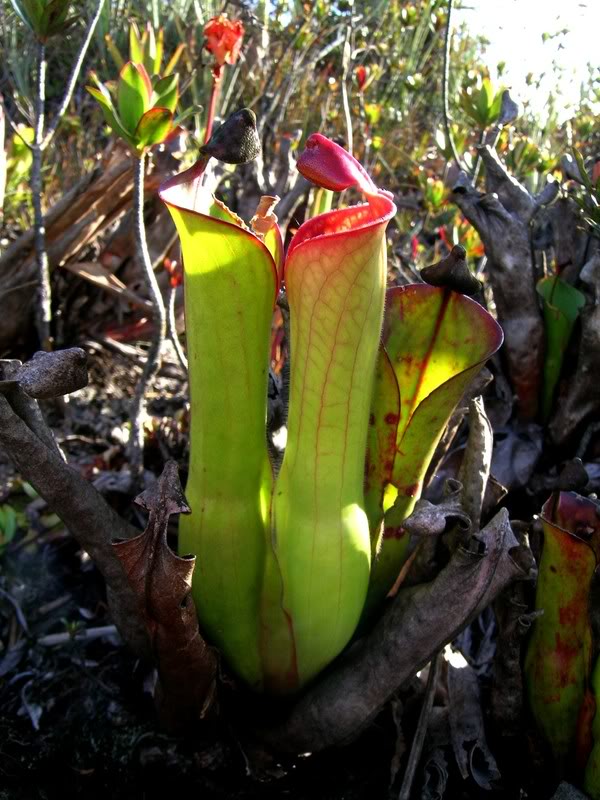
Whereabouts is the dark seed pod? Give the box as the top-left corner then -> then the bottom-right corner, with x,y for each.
420,245 -> 481,296
199,108 -> 261,165
557,458 -> 589,492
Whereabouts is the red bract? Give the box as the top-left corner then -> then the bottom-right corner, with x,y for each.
355,65 -> 368,91
204,15 -> 244,67
164,257 -> 183,288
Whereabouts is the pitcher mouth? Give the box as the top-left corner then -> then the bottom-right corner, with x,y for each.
285,192 -> 396,266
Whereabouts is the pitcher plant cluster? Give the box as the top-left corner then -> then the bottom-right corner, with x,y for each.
84,16 -> 600,789
160,129 -> 503,692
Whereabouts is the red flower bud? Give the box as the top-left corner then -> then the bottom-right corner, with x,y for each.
297,133 -> 377,195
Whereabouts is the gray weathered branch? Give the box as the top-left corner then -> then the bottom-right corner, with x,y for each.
450,147 -> 558,419
0,353 -> 149,656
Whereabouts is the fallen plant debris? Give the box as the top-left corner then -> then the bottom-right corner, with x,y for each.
113,461 -> 218,730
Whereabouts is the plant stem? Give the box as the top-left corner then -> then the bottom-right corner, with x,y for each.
128,152 -> 167,479
470,127 -> 487,185
0,101 -> 6,216
31,40 -> 52,350
442,0 -> 463,170
167,285 -> 188,371
340,24 -> 353,155
41,0 -> 105,150
204,67 -> 222,144
29,0 -> 104,349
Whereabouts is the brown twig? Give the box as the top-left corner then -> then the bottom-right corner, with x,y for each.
31,40 -> 51,348
40,0 -> 104,151
398,653 -> 441,800
340,24 -> 353,155
15,0 -> 104,349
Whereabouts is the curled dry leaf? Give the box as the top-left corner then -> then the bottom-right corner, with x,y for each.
421,707 -> 450,800
491,588 -> 540,738
447,663 -> 500,789
458,396 -> 493,530
113,460 -> 218,729
401,493 -> 470,539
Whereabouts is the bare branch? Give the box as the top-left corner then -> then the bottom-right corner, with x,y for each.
398,653 -> 441,800
451,164 -> 544,419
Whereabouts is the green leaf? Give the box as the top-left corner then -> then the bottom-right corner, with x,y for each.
86,84 -> 133,145
537,276 -> 585,420
309,187 -> 333,217
160,175 -> 278,690
128,21 -> 144,63
478,78 -> 494,124
153,27 -> 164,74
40,0 -> 71,38
8,0 -> 39,32
163,42 -> 185,77
117,61 -> 152,135
489,86 -> 504,123
151,74 -> 178,113
525,492 -> 600,773
366,285 -> 503,609
0,504 -> 18,544
133,107 -> 173,150
573,147 -> 595,193
143,22 -> 157,75
105,34 -> 125,69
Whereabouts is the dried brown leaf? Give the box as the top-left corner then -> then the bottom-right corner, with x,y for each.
447,663 -> 500,789
61,260 -> 153,309
113,460 -> 217,729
